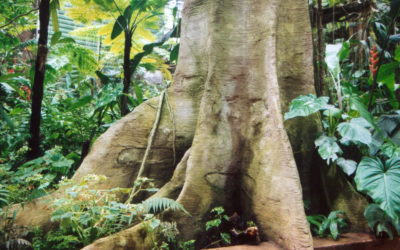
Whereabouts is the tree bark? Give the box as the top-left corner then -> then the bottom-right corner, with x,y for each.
27,0 -> 50,159
10,0 -> 368,249
121,31 -> 132,116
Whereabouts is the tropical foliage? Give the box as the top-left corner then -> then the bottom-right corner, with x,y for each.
287,0 -> 400,240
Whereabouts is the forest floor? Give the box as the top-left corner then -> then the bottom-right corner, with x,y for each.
207,233 -> 400,250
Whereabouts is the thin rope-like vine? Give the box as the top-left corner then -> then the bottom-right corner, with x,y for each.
126,90 -> 166,204
165,90 -> 176,166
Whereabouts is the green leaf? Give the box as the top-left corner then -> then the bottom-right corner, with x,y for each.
149,218 -> 160,230
380,143 -> 400,158
94,84 -> 123,111
133,83 -> 143,104
355,157 -> 400,220
365,204 -> 397,239
315,135 -> 342,164
284,94 -> 330,120
349,96 -> 380,133
50,31 -> 62,46
170,43 -> 179,63
220,233 -> 231,244
68,95 -> 93,110
377,63 -> 397,92
395,46 -> 400,63
129,25 -> 177,75
206,219 -> 221,231
0,104 -> 14,130
57,37 -> 75,44
50,2 -> 59,33
337,120 -> 372,146
329,221 -> 339,240
111,15 -> 127,40
337,41 -> 350,62
336,158 -> 357,176
96,71 -> 110,85
123,5 -> 134,24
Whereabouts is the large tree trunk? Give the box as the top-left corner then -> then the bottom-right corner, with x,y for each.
9,0 -> 367,249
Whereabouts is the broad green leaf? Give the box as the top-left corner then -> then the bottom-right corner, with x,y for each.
336,158 -> 357,176
337,41 -> 350,62
50,31 -> 62,46
349,96 -> 380,133
57,37 -> 75,44
315,135 -> 342,164
377,63 -> 397,92
329,221 -> 339,240
395,46 -> 400,62
123,5 -> 133,24
365,204 -> 396,239
170,43 -> 179,63
284,94 -> 330,120
322,107 -> 341,118
96,71 -> 110,85
111,15 -> 127,40
94,84 -> 123,111
50,1 -> 59,32
133,83 -> 143,104
355,157 -> 400,220
206,219 -> 221,231
337,120 -> 372,146
68,96 -> 93,110
380,143 -> 400,158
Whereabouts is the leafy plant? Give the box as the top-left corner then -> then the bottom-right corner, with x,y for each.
205,207 -> 231,247
307,210 -> 347,240
48,175 -> 188,248
364,204 -> 399,239
0,208 -> 32,250
355,156 -> 400,221
0,186 -> 9,208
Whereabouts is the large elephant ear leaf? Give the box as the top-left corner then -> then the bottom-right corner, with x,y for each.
364,204 -> 397,239
315,135 -> 342,164
355,157 -> 400,221
284,94 -> 331,120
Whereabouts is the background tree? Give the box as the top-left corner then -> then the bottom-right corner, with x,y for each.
27,0 -> 51,159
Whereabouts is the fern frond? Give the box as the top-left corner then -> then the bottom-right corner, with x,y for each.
18,39 -> 37,49
0,188 -> 9,207
141,198 -> 190,215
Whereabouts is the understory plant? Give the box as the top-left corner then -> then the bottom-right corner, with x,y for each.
307,210 -> 347,240
286,0 -> 400,238
29,175 -> 190,249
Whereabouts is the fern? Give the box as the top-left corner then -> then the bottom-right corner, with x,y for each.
4,238 -> 32,250
141,198 -> 190,215
18,38 -> 37,49
0,188 -> 9,207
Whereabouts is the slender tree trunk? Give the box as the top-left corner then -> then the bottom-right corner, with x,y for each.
121,31 -> 132,116
316,0 -> 325,96
27,0 -> 50,159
